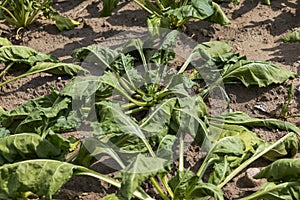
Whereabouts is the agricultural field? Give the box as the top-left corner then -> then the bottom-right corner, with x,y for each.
0,0 -> 299,199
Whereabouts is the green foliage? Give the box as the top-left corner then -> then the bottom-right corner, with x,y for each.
0,44 -> 87,88
0,0 -> 79,30
283,29 -> 300,43
0,32 -> 299,199
241,159 -> 300,200
100,0 -> 230,34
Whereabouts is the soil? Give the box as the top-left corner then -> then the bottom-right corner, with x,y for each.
0,0 -> 299,199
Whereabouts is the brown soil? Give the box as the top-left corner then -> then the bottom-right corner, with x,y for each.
0,0 -> 299,199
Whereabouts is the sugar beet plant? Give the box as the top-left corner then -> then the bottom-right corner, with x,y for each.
0,0 -> 79,31
0,31 -> 299,199
101,0 -> 230,34
0,37 -> 87,88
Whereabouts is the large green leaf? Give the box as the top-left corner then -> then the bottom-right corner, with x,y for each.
0,45 -> 58,65
166,0 -> 214,21
205,2 -> 231,25
240,159 -> 300,200
241,182 -> 300,200
169,170 -> 196,200
36,62 -> 87,76
120,154 -> 166,200
145,30 -> 178,65
0,62 -> 87,88
216,132 -> 298,188
172,96 -> 208,145
0,90 -> 80,135
0,160 -> 80,199
221,60 -> 295,87
97,101 -> 155,156
0,133 -> 63,165
72,45 -> 120,71
169,170 -> 224,200
52,14 -> 80,31
140,98 -> 177,140
156,134 -> 177,168
198,136 -> 245,184
187,182 -> 224,200
212,112 -> 300,135
74,137 -> 125,168
254,159 -> 300,182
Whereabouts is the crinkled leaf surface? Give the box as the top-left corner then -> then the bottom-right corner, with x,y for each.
0,159 -> 86,199
254,159 -> 300,182
74,137 -> 125,169
0,46 -> 58,65
52,14 -> 80,31
222,60 -> 295,87
241,182 -> 300,200
0,133 -> 63,165
213,112 -> 300,135
72,45 -> 120,72
120,154 -> 166,200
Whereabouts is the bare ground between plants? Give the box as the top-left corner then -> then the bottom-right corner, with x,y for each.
0,0 -> 299,199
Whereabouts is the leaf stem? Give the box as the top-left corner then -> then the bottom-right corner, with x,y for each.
239,182 -> 300,200
160,174 -> 174,198
77,168 -> 155,200
0,62 -> 14,79
218,132 -> 295,188
150,177 -> 170,200
179,131 -> 184,172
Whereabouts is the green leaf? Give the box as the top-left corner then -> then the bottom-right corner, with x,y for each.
205,2 -> 231,25
0,133 -> 63,165
213,112 -> 300,135
217,132 -> 298,189
0,62 -> 87,88
72,45 -> 120,72
146,30 -> 178,65
140,98 -> 177,140
166,0 -> 214,22
120,154 -> 166,200
254,159 -> 300,182
52,14 -> 80,31
169,171 -> 224,200
222,60 -> 295,87
0,128 -> 9,138
97,101 -> 155,156
194,41 -> 232,61
74,137 -> 125,168
156,134 -> 177,167
103,194 -> 120,200
172,96 -> 208,145
0,90 -> 80,135
0,37 -> 12,47
283,29 -> 300,43
263,133 -> 298,161
187,182 -> 224,200
169,170 -> 196,200
61,76 -> 112,100
0,160 -> 81,199
240,182 -> 300,200
100,0 -> 119,17
242,159 -> 300,200
0,46 -> 58,65
33,62 -> 87,76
